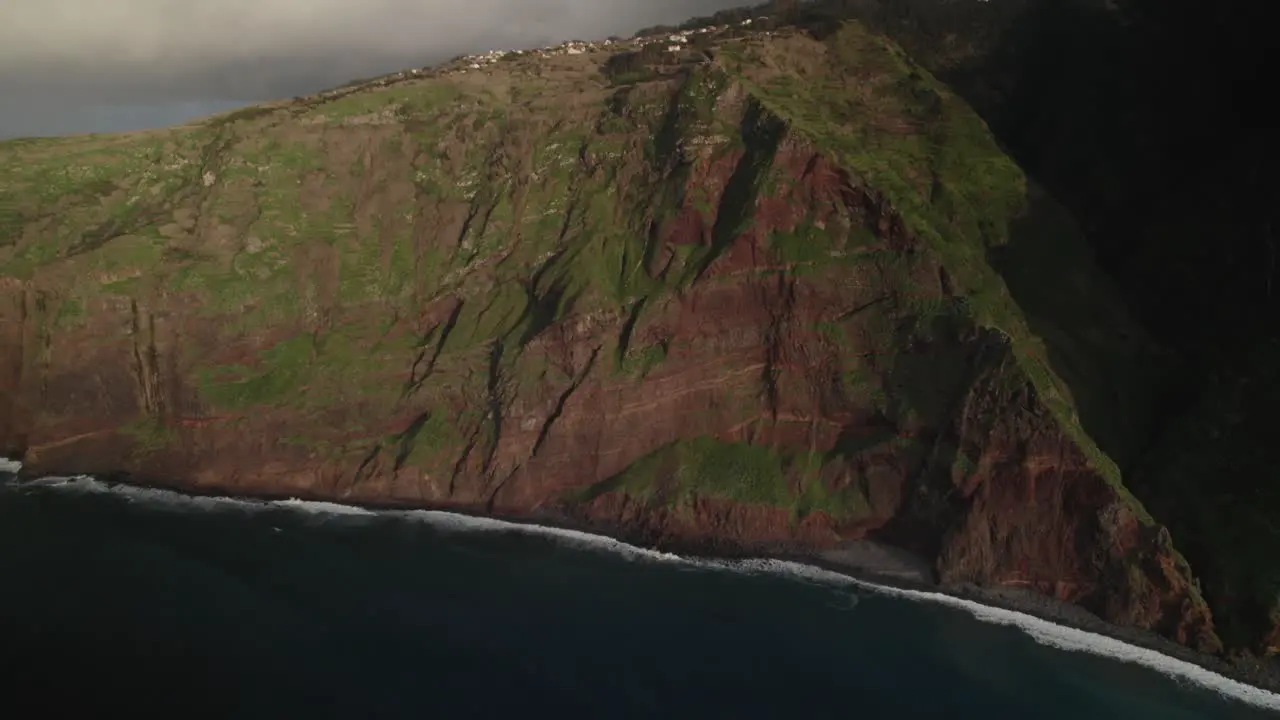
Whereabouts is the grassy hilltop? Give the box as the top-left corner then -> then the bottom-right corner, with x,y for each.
0,23 -> 1142,468
1,13 -> 1275,661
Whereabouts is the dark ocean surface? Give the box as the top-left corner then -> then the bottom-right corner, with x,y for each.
2,473 -> 1278,719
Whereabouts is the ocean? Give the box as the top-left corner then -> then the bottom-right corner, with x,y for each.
1,472 -> 1277,719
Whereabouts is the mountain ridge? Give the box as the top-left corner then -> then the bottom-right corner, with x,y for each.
1,13 -> 1276,684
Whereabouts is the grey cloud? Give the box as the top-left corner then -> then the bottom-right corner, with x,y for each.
0,0 -> 749,137
5,6 -> 514,98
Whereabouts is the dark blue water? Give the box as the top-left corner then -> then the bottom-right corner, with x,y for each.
1,476 -> 1277,719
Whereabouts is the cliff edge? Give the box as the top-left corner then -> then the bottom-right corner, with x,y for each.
0,21 -> 1234,658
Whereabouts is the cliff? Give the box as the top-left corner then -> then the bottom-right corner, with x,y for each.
651,0 -> 1280,662
0,20 -> 1232,658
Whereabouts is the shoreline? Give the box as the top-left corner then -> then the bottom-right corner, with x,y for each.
5,467 -> 1280,699
654,540 -> 1280,699
607,531 -> 1280,699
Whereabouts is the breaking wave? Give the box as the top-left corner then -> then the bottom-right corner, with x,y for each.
6,472 -> 1280,713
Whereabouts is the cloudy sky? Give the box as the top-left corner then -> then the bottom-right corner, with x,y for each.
0,0 -> 747,139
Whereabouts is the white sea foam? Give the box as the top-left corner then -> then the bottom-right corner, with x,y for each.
5,474 -> 1280,712
397,508 -> 689,564
0,457 -> 22,474
18,475 -> 267,512
272,498 -> 376,516
898,588 -> 1280,712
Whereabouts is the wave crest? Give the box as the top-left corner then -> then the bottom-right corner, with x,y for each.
6,474 -> 1279,712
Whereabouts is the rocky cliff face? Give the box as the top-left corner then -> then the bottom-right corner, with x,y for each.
0,22 -> 1223,654
703,0 -> 1280,660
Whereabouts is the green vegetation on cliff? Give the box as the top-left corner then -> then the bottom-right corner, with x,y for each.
639,0 -> 1280,657
0,18 -> 1152,536
576,437 -> 874,523
2,13 -> 1256,655
712,26 -> 1154,513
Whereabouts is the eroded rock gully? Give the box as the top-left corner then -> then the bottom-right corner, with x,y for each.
0,137 -> 1220,655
